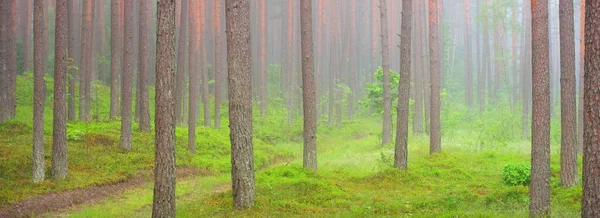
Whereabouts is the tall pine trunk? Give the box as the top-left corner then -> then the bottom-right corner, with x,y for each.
188,0 -> 198,153
559,0 -> 578,187
530,0 -> 551,216
395,0 -> 412,170
138,0 -> 151,132
68,0 -> 77,121
152,0 -> 177,216
379,0 -> 392,145
120,0 -> 134,151
429,0 -> 441,154
301,0 -> 317,171
226,0 -> 255,209
52,0 -> 68,180
32,0 -> 45,183
175,0 -> 188,125
110,0 -> 122,120
582,0 -> 600,216
213,0 -> 222,128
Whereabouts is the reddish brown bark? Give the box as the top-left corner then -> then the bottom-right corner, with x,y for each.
110,0 -> 122,120
138,0 -> 151,132
80,0 -> 93,122
582,1 -> 600,216
559,0 -> 578,187
188,0 -> 198,153
0,0 -> 17,123
530,0 -> 551,216
258,0 -> 267,117
175,0 -> 188,125
380,0 -> 392,145
52,0 -> 68,180
213,0 -> 222,128
428,0 -> 441,154
67,0 -> 76,121
300,0 -> 317,171
120,0 -> 134,151
579,0 -> 585,154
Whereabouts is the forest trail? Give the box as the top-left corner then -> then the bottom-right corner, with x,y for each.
46,157 -> 294,218
0,167 -> 202,217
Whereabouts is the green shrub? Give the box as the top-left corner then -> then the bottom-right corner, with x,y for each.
67,129 -> 85,141
502,163 -> 531,186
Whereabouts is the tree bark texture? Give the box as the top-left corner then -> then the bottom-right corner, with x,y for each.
152,0 -> 177,216
110,0 -> 122,120
120,0 -> 134,151
32,0 -> 45,183
530,0 -> 551,217
138,0 -> 151,132
52,0 -> 68,180
395,0 -> 412,170
582,1 -> 600,217
226,0 -> 255,209
559,0 -> 578,187
379,0 -> 392,145
429,0 -> 441,154
300,0 -> 317,171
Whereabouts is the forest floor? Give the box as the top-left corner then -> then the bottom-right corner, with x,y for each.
45,119 -> 582,218
0,75 -> 584,217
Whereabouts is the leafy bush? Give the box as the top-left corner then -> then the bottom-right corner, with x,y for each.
67,129 -> 85,141
502,163 -> 531,186
359,67 -> 400,115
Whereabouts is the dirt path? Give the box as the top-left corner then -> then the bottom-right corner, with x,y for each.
0,168 -> 203,218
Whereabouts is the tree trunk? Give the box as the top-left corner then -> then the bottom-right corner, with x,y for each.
152,0 -> 177,216
138,0 -> 151,132
559,0 -> 578,188
482,1 -> 490,113
285,0 -> 294,125
258,0 -> 267,117
464,0 -> 472,107
300,0 -> 317,171
395,0 -> 412,170
200,0 -> 211,128
578,0 -> 585,154
522,0 -> 531,139
32,0 -> 45,183
0,0 -> 17,123
379,0 -> 392,145
120,0 -> 134,151
68,0 -> 76,121
429,0 -> 441,154
530,0 -> 551,217
24,0 -> 32,73
582,1 -> 600,216
213,0 -> 222,128
52,0 -> 68,180
475,1 -> 484,113
511,4 -> 518,109
110,0 -> 122,120
188,0 -> 198,153
80,0 -> 92,122
413,0 -> 423,135
175,0 -> 188,125
226,0 -> 255,209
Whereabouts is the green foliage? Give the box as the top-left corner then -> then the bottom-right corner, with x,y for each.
502,163 -> 531,186
67,129 -> 85,141
359,67 -> 400,115
0,75 -> 291,206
